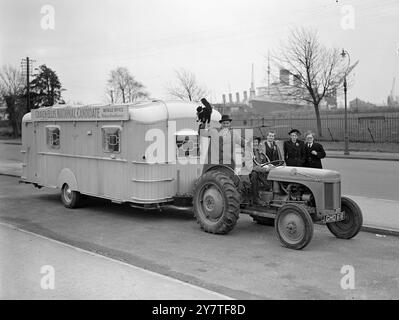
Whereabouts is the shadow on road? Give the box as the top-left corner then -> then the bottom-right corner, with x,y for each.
25,191 -> 196,222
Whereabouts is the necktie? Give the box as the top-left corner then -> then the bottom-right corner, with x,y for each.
220,128 -> 229,137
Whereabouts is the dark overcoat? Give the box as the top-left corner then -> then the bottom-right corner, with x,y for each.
283,140 -> 306,167
304,142 -> 326,169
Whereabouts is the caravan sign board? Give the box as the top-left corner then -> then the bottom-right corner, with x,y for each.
31,105 -> 130,121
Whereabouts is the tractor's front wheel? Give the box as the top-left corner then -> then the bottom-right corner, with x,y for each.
193,171 -> 240,234
327,196 -> 363,239
275,203 -> 314,250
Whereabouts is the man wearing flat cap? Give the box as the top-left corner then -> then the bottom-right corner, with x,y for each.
283,128 -> 306,167
199,114 -> 246,169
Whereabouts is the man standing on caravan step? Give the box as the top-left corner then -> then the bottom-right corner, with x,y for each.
199,114 -> 246,170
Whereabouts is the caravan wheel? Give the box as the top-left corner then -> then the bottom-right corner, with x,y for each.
61,183 -> 81,209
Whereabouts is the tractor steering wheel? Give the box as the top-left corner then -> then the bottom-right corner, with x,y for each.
260,160 -> 286,168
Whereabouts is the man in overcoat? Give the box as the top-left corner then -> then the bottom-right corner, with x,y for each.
304,131 -> 326,169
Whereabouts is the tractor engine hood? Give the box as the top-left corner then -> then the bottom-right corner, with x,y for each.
268,167 -> 341,183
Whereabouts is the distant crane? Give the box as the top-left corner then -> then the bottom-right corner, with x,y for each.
391,77 -> 396,99
250,63 -> 256,100
387,77 -> 398,107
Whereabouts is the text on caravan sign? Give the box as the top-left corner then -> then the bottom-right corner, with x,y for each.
31,105 -> 130,121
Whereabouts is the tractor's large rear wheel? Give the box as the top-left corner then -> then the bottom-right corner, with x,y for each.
193,171 -> 240,234
327,196 -> 363,239
275,203 -> 314,250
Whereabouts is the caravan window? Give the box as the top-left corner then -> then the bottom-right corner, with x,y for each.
46,126 -> 60,149
176,135 -> 199,158
102,127 -> 121,153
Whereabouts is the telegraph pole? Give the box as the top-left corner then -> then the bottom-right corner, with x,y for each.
343,75 -> 349,155
21,57 -> 35,113
341,49 -> 351,155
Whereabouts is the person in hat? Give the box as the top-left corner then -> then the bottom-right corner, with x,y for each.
304,131 -> 326,169
218,114 -> 234,136
283,128 -> 306,167
199,114 -> 246,169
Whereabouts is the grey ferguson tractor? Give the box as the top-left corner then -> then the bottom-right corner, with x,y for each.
192,159 -> 363,250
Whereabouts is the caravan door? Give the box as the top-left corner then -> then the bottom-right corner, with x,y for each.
22,122 -> 38,181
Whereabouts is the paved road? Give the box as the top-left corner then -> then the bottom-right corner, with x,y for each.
1,175 -> 398,299
324,158 -> 399,201
0,143 -> 21,162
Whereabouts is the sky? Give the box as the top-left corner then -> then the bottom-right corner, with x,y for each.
1,0 -> 398,105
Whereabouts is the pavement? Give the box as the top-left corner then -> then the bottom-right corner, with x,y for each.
0,159 -> 21,177
326,150 -> 399,161
0,139 -> 21,145
0,222 -> 231,300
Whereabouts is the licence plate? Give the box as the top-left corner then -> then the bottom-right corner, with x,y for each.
323,211 -> 345,223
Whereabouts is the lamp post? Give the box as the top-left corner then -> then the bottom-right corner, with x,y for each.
341,49 -> 350,155
110,89 -> 114,104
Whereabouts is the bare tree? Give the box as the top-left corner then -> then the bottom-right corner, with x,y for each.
0,65 -> 26,137
107,67 -> 149,103
273,27 -> 354,136
167,69 -> 208,101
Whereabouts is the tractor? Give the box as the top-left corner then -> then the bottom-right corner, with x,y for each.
192,158 -> 363,250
